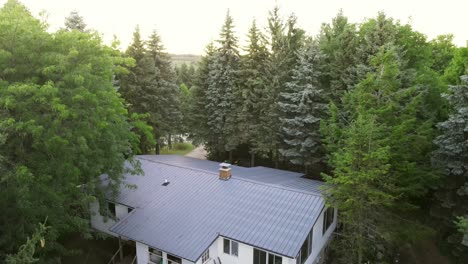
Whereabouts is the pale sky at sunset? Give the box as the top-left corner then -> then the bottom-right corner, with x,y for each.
4,0 -> 467,54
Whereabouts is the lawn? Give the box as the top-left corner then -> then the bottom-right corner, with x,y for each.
160,142 -> 195,155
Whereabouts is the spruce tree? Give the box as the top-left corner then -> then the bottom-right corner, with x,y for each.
278,43 -> 327,173
147,30 -> 182,148
259,7 -> 305,167
205,11 -> 240,159
432,75 -> 468,261
239,20 -> 271,166
120,26 -> 158,153
188,43 -> 216,147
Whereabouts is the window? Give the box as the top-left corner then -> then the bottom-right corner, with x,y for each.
167,254 -> 182,264
253,248 -> 266,264
322,207 -> 335,235
296,227 -> 313,264
223,238 -> 239,256
107,202 -> 116,217
201,249 -> 210,263
268,253 -> 282,264
149,247 -> 163,264
253,248 -> 282,264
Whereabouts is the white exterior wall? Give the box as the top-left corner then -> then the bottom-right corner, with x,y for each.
303,207 -> 338,264
136,241 -> 195,264
90,200 -> 131,236
193,236 -> 293,264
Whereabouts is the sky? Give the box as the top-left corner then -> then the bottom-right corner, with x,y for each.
4,0 -> 467,54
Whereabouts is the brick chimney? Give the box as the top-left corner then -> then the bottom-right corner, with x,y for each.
219,163 -> 231,180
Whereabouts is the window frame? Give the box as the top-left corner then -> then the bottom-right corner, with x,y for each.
201,249 -> 210,263
253,248 -> 282,264
322,207 -> 335,235
223,238 -> 239,257
148,247 -> 163,264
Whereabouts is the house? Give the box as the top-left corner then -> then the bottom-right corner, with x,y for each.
90,155 -> 337,264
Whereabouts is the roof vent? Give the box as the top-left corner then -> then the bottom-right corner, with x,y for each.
219,163 -> 231,180
162,179 -> 170,186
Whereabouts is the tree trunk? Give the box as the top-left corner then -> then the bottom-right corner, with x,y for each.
168,133 -> 172,150
275,148 -> 279,169
156,140 -> 160,155
229,150 -> 233,163
251,152 -> 255,167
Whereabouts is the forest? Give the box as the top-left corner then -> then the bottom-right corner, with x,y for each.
0,0 -> 467,263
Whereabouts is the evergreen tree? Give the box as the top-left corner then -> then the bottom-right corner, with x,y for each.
239,20 -> 271,166
120,26 -> 158,153
188,43 -> 215,147
205,11 -> 240,159
323,47 -> 436,262
319,10 -> 358,103
278,43 -> 327,173
258,7 -> 306,167
323,113 -> 395,264
64,10 -> 87,32
432,75 -> 468,261
147,30 -> 182,148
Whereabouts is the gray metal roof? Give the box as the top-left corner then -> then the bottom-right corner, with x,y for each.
108,155 -> 326,262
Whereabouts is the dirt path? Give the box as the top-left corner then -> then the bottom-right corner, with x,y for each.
185,145 -> 207,160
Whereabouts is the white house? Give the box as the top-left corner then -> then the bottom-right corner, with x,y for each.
91,155 -> 337,264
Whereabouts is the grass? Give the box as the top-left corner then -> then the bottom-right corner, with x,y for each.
160,142 -> 195,155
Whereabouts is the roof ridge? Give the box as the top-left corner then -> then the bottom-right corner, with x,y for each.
137,156 -> 219,175
137,156 -> 323,197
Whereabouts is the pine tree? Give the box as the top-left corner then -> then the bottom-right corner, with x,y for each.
64,10 -> 87,32
432,75 -> 468,261
205,11 -> 240,159
239,20 -> 271,166
278,43 -> 327,173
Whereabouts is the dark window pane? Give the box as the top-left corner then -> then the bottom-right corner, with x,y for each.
167,254 -> 181,264
308,229 -> 313,253
300,238 -> 309,264
268,254 -> 274,264
223,238 -> 230,254
108,202 -> 116,217
260,249 -> 266,264
254,249 -> 266,264
275,255 -> 282,264
231,241 -> 239,256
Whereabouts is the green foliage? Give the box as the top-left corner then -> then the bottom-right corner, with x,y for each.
0,1 -> 143,261
6,221 -> 48,264
238,20 -> 271,164
323,113 -> 395,264
278,43 -> 327,172
443,46 -> 468,85
205,11 -> 241,157
432,75 -> 468,261
119,27 -> 181,153
429,35 -> 456,74
319,10 -> 358,102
